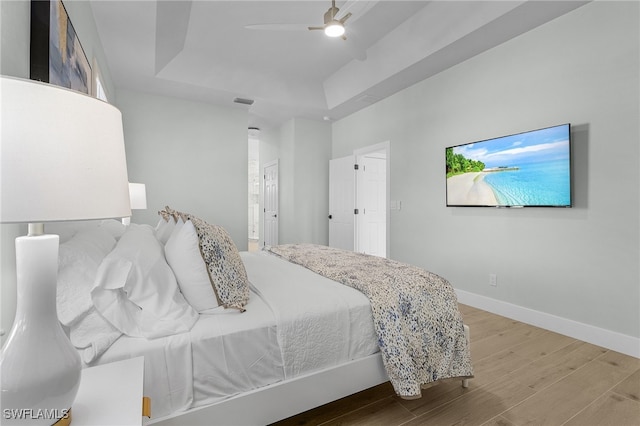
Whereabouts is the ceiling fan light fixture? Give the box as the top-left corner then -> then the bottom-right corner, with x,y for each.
324,21 -> 345,37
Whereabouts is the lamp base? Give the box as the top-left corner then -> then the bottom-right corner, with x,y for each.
0,235 -> 81,425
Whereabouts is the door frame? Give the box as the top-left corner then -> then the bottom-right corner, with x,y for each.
262,159 -> 279,248
354,141 -> 390,257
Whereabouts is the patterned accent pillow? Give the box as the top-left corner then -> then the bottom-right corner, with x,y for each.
184,213 -> 250,311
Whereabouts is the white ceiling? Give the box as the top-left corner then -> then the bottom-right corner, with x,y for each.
90,0 -> 588,131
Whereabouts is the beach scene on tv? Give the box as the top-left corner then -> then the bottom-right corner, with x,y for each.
446,125 -> 571,207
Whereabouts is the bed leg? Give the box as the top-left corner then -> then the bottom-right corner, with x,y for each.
462,324 -> 471,389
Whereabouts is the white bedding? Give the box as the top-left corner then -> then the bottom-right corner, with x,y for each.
92,251 -> 379,420
189,294 -> 282,409
96,288 -> 279,419
241,251 -> 378,378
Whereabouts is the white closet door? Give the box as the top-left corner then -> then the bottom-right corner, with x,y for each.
329,155 -> 355,251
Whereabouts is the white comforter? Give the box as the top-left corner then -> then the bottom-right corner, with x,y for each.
94,251 -> 379,420
242,251 -> 378,378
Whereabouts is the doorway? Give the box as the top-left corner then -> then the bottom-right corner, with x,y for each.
248,134 -> 260,251
328,142 -> 389,257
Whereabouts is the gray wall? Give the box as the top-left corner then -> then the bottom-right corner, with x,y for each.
258,117 -> 332,247
117,89 -> 249,249
1,0 -> 30,78
332,2 -> 639,340
279,118 -> 332,245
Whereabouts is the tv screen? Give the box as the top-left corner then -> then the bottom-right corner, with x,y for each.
446,124 -> 571,207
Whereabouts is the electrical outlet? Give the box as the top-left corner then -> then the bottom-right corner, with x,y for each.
489,273 -> 497,287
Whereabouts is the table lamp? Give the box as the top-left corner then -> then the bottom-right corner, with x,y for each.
123,183 -> 147,225
0,76 -> 131,425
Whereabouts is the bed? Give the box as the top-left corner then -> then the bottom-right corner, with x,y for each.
53,213 -> 473,425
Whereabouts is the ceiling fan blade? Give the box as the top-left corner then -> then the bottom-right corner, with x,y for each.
308,26 -> 324,31
339,12 -> 352,24
245,23 -> 309,31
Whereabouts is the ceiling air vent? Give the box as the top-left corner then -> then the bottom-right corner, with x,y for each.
234,97 -> 254,106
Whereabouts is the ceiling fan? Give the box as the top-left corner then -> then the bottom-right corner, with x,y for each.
308,0 -> 352,39
245,0 -> 372,40
244,0 -> 375,60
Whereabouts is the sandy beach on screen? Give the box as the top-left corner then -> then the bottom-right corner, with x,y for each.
447,172 -> 498,205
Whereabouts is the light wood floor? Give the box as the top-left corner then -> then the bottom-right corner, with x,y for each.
272,304 -> 640,426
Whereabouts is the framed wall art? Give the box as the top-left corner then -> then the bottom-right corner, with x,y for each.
30,0 -> 92,94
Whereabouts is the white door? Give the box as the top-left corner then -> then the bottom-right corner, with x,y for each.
329,155 -> 355,251
263,160 -> 279,247
356,152 -> 387,257
354,142 -> 389,258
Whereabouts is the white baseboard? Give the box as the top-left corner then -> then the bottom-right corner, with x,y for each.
456,289 -> 639,359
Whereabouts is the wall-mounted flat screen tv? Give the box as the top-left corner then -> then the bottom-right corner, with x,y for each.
446,123 -> 571,207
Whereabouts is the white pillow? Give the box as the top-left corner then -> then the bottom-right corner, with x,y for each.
91,224 -> 198,339
99,219 -> 126,240
155,216 -> 176,245
57,227 -> 117,326
170,216 -> 185,239
165,220 -> 220,312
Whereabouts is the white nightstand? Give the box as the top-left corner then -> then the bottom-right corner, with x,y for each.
71,357 -> 145,426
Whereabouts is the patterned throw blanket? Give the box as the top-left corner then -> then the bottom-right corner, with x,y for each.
266,244 -> 474,399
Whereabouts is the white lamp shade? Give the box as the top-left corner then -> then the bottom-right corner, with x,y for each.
0,76 -> 131,223
128,183 -> 147,210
